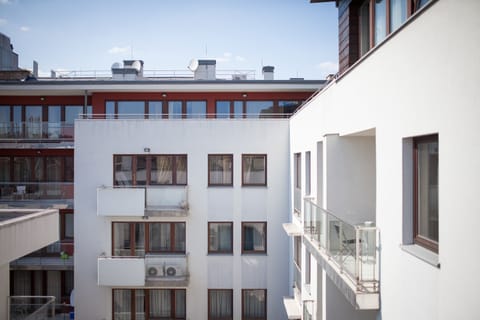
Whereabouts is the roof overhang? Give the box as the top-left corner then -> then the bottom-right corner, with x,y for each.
283,297 -> 302,319
282,223 -> 303,236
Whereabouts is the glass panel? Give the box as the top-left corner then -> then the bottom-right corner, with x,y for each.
46,271 -> 61,304
65,106 -> 83,124
216,101 -> 230,118
0,157 -> 10,181
243,289 -> 266,319
186,101 -> 206,118
243,155 -> 266,185
0,106 -> 10,137
209,155 -> 233,185
246,101 -> 273,118
233,101 -> 243,118
136,156 -> 147,185
209,290 -> 232,318
25,106 -> 42,138
48,106 -> 61,139
33,157 -> 44,183
390,0 -> 407,32
359,0 -> 371,56
135,290 -> 145,320
417,138 -> 439,243
175,155 -> 187,185
150,289 -> 171,318
13,106 -> 22,138
174,222 -> 186,252
86,105 -> 93,119
64,271 -> 74,303
209,223 -> 233,252
135,223 -> 145,257
150,156 -> 173,185
14,157 -> 31,182
149,223 -> 171,251
306,151 -> 311,195
114,155 -> 133,185
148,101 -> 163,119
64,157 -> 74,182
374,0 -> 387,45
64,213 -> 74,239
243,222 -> 266,252
113,289 -> 131,320
175,290 -> 186,318
46,157 -> 62,181
278,101 -> 300,115
106,101 -> 115,119
168,101 -> 182,119
113,223 -> 131,256
117,101 -> 144,119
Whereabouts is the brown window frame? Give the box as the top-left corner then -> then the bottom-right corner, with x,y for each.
241,222 -> 267,254
208,222 -> 233,254
208,289 -> 233,320
413,134 -> 439,253
241,154 -> 267,187
112,288 -> 186,320
208,154 -> 233,186
241,289 -> 267,320
113,154 -> 187,186
112,221 -> 186,256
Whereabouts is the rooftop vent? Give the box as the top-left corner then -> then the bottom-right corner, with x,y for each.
262,66 -> 274,80
189,59 -> 216,80
112,60 -> 144,80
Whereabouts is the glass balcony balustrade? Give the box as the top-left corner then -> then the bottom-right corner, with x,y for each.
0,182 -> 74,201
0,122 -> 74,140
8,296 -> 56,320
303,198 -> 379,293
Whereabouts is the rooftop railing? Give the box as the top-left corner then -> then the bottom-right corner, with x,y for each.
0,182 -> 74,201
78,113 -> 293,120
303,198 -> 379,293
0,122 -> 74,141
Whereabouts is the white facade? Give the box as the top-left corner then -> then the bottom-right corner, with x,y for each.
288,1 -> 480,320
75,119 -> 292,319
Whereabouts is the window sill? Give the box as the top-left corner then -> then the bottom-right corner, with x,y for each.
400,244 -> 440,268
207,252 -> 233,256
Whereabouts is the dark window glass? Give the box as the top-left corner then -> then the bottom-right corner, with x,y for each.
117,101 -> 144,119
209,289 -> 233,319
242,222 -> 266,253
114,155 -> 133,185
186,101 -> 206,118
233,101 -> 243,118
242,289 -> 266,320
246,101 -> 273,118
0,106 -> 10,138
208,222 -> 233,253
216,101 -> 230,118
136,156 -> 147,186
278,101 -> 300,115
0,157 -> 10,181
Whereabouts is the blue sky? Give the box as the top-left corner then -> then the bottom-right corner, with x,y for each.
0,0 -> 338,80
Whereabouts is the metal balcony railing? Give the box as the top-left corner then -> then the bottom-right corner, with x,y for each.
8,296 -> 55,320
0,182 -> 74,201
0,122 -> 74,140
303,198 -> 379,293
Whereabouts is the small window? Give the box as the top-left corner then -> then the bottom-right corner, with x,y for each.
208,154 -> 233,186
242,289 -> 266,320
208,289 -> 233,319
208,222 -> 233,254
413,134 -> 438,252
242,154 -> 267,186
242,222 -> 267,254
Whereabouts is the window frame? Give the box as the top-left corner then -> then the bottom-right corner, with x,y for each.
413,134 -> 439,253
241,222 -> 267,254
241,289 -> 267,320
208,154 -> 233,186
241,154 -> 267,187
208,289 -> 233,320
208,222 -> 234,254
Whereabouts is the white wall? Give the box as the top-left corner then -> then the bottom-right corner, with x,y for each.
75,119 -> 291,320
290,0 -> 480,319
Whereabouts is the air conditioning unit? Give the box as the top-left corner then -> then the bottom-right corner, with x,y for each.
146,265 -> 163,278
164,265 -> 183,277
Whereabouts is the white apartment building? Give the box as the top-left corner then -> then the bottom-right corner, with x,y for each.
285,0 -> 480,319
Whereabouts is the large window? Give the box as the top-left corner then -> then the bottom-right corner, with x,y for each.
186,101 -> 207,118
246,101 -> 273,118
242,222 -> 267,254
242,289 -> 266,320
208,155 -> 233,186
113,222 -> 186,256
114,154 -> 187,186
242,154 -> 267,186
413,134 -> 438,252
208,289 -> 233,320
208,222 -> 233,254
113,289 -> 186,320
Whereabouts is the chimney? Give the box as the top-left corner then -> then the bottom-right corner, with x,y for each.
262,66 -> 274,80
194,60 -> 216,80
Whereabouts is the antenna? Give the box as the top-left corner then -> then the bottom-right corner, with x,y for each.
205,44 -> 208,57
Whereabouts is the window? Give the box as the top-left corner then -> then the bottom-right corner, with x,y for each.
246,101 -> 274,118
168,101 -> 183,119
208,222 -> 233,254
305,151 -> 311,195
278,101 -> 301,116
359,0 -> 371,56
390,0 -> 407,32
242,154 -> 267,186
208,289 -> 233,320
208,155 -> 233,186
186,101 -> 206,118
413,134 -> 438,252
114,154 -> 187,186
242,222 -> 267,254
242,289 -> 266,320
148,101 -> 163,119
216,101 -> 230,119
305,252 -> 311,287
233,101 -> 243,118
113,222 -> 185,256
113,289 -> 186,320
117,101 -> 145,119
294,236 -> 301,268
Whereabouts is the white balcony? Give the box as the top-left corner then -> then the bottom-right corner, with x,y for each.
97,186 -> 188,217
97,254 -> 189,287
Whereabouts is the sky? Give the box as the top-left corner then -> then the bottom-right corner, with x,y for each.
0,0 -> 338,80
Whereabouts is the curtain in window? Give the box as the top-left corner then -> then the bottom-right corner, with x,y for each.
150,289 -> 171,318
174,223 -> 186,252
390,0 -> 407,32
135,223 -> 145,256
135,290 -> 145,320
209,290 -> 232,318
243,156 -> 266,185
150,223 -> 171,251
243,290 -> 266,319
114,223 -> 131,256
176,156 -> 187,184
218,225 -> 232,251
46,271 -> 61,304
113,290 -> 131,320
114,156 -> 133,185
151,156 -> 173,184
209,155 -> 232,185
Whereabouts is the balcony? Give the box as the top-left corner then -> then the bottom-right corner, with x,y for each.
303,198 -> 379,309
97,254 -> 189,287
0,122 -> 74,141
0,182 -> 74,203
97,186 -> 189,217
11,240 -> 74,270
8,296 -> 57,320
